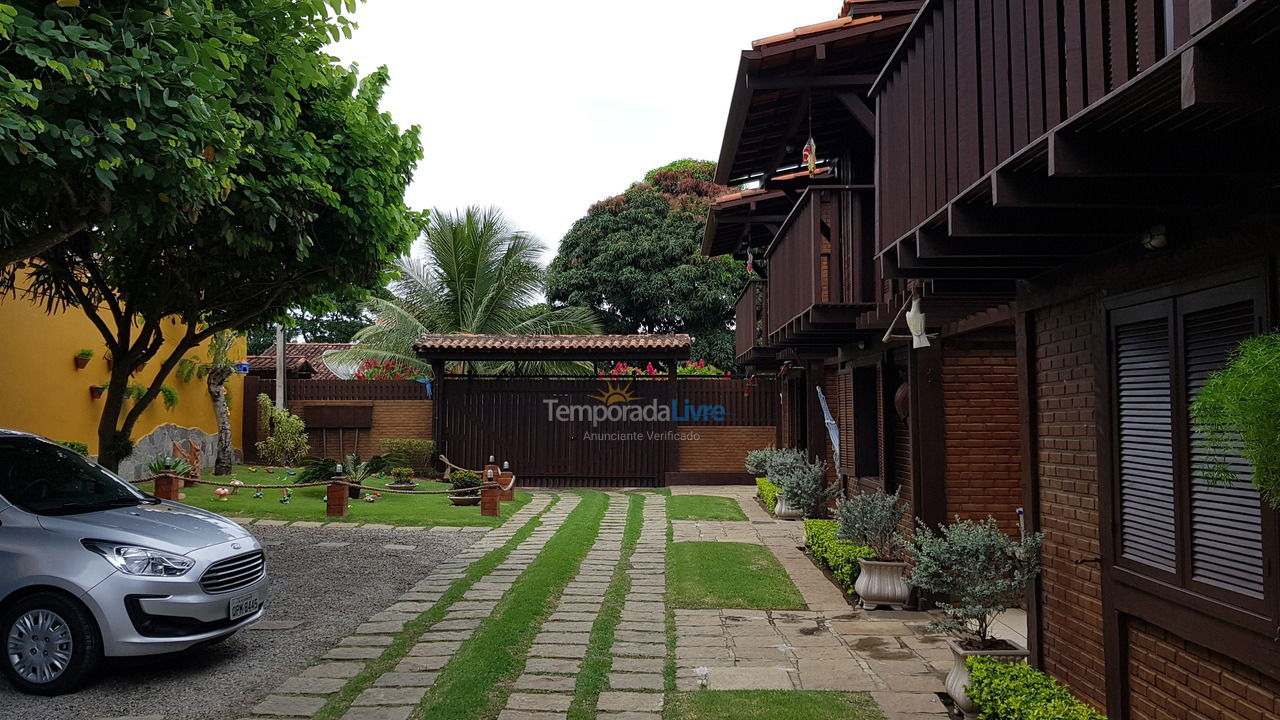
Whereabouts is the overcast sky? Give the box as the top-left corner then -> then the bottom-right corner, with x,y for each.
330,1 -> 839,263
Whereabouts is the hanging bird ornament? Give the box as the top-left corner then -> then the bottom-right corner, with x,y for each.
802,136 -> 818,176
905,297 -> 931,349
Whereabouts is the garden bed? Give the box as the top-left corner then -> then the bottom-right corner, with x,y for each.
803,519 -> 875,601
137,465 -> 531,527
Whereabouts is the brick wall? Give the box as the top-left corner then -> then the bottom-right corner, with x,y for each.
249,399 -> 432,461
1034,297 -> 1106,712
1129,618 -> 1280,719
676,425 -> 776,472
942,334 -> 1022,534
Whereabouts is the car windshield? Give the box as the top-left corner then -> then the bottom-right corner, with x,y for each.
0,437 -> 151,515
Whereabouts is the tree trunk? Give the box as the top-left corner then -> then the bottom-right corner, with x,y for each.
207,366 -> 235,475
95,360 -> 135,472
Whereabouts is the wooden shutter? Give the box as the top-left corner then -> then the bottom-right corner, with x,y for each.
1184,296 -> 1266,600
1114,306 -> 1177,574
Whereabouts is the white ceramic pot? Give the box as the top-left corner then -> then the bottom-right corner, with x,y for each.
854,559 -> 911,609
773,494 -> 803,519
944,637 -> 1030,718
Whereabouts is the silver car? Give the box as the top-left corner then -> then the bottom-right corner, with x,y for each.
0,430 -> 268,695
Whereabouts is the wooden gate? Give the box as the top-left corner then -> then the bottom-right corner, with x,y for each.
438,376 -> 779,487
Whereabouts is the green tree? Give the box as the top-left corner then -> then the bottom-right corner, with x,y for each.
246,288 -> 393,354
177,331 -> 239,474
546,159 -> 746,369
0,0 -> 357,266
10,50 -> 424,470
325,207 -> 601,377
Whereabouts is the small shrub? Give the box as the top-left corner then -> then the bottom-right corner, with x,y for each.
805,519 -> 875,595
835,489 -> 907,560
389,467 -> 415,483
907,516 -> 1044,646
763,447 -> 809,480
254,393 -> 310,466
756,477 -> 781,512
296,456 -> 338,485
966,656 -> 1107,720
57,440 -> 89,456
380,438 -> 435,472
775,455 -> 837,518
745,447 -> 778,475
450,469 -> 481,497
75,349 -> 94,359
146,456 -> 194,477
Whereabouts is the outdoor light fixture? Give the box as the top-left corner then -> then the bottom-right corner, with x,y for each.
1141,225 -> 1167,250
502,461 -> 510,471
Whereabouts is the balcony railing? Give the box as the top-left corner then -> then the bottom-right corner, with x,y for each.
763,186 -> 876,344
734,278 -> 774,366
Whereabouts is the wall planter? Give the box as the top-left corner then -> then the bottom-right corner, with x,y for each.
88,385 -> 104,400
855,559 -> 911,609
74,355 -> 92,369
945,638 -> 1030,718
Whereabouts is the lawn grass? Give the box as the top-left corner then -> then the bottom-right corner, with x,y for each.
567,492 -> 645,720
313,497 -> 554,720
664,691 -> 885,720
138,465 -> 531,527
667,542 -> 806,610
413,491 -> 608,720
668,494 -> 748,521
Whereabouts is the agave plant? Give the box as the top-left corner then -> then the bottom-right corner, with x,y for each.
323,207 -> 601,377
146,456 -> 194,478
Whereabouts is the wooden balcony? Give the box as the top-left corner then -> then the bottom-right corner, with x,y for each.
763,186 -> 877,347
734,278 -> 777,368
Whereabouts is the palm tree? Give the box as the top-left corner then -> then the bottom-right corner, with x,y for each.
177,331 -> 239,474
325,207 -> 600,376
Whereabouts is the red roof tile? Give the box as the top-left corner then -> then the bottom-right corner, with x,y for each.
752,13 -> 883,49
259,342 -> 355,380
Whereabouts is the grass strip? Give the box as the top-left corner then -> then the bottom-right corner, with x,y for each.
668,541 -> 807,610
664,690 -> 886,720
662,493 -> 678,695
668,494 -> 748,521
566,492 -> 645,719
312,497 -> 557,720
413,490 -> 608,720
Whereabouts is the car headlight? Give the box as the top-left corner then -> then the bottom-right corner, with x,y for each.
82,540 -> 195,577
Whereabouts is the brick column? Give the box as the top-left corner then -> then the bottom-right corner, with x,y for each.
497,470 -> 515,502
152,472 -> 180,501
327,478 -> 349,517
480,485 -> 500,517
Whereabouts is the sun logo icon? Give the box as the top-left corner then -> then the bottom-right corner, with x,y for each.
590,381 -> 639,405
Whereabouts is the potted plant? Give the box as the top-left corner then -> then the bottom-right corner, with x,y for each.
449,469 -> 482,506
905,516 -> 1044,718
835,489 -> 909,609
88,385 -> 104,400
74,349 -> 94,369
763,449 -> 809,518
774,452 -> 837,520
342,453 -> 376,500
387,466 -> 417,489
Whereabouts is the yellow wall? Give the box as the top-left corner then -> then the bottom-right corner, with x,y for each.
0,294 -> 246,455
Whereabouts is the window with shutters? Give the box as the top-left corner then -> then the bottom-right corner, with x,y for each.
1109,278 -> 1276,617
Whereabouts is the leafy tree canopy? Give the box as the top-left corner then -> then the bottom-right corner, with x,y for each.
246,288 -> 393,354
5,4 -> 424,469
546,159 -> 746,369
0,0 -> 359,266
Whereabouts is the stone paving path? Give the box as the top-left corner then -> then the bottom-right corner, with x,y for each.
243,493 -> 568,720
497,493 -> 629,720
668,486 -> 951,720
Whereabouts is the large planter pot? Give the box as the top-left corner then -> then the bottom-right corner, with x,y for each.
945,637 -> 1030,718
773,494 -> 803,519
449,495 -> 480,507
854,559 -> 911,609
347,484 -> 362,500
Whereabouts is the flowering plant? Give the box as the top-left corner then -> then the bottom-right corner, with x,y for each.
354,359 -> 428,381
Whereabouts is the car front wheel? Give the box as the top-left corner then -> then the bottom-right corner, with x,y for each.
1,591 -> 101,695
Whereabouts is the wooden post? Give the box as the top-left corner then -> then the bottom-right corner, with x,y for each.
327,478 -> 349,517
480,485 -> 500,517
152,472 -> 180,501
431,360 -> 445,466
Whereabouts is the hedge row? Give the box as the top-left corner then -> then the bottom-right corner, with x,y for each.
967,656 -> 1107,720
756,477 -> 780,513
804,519 -> 874,595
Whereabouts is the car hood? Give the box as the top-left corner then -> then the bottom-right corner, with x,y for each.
38,501 -> 252,554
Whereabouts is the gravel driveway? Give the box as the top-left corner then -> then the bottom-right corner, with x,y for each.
0,525 -> 482,720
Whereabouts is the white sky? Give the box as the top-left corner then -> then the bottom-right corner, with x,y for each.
330,1 -> 840,263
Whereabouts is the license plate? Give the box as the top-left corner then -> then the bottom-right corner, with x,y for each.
229,591 -> 261,621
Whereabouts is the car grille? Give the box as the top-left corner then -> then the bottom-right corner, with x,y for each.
200,551 -> 265,594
